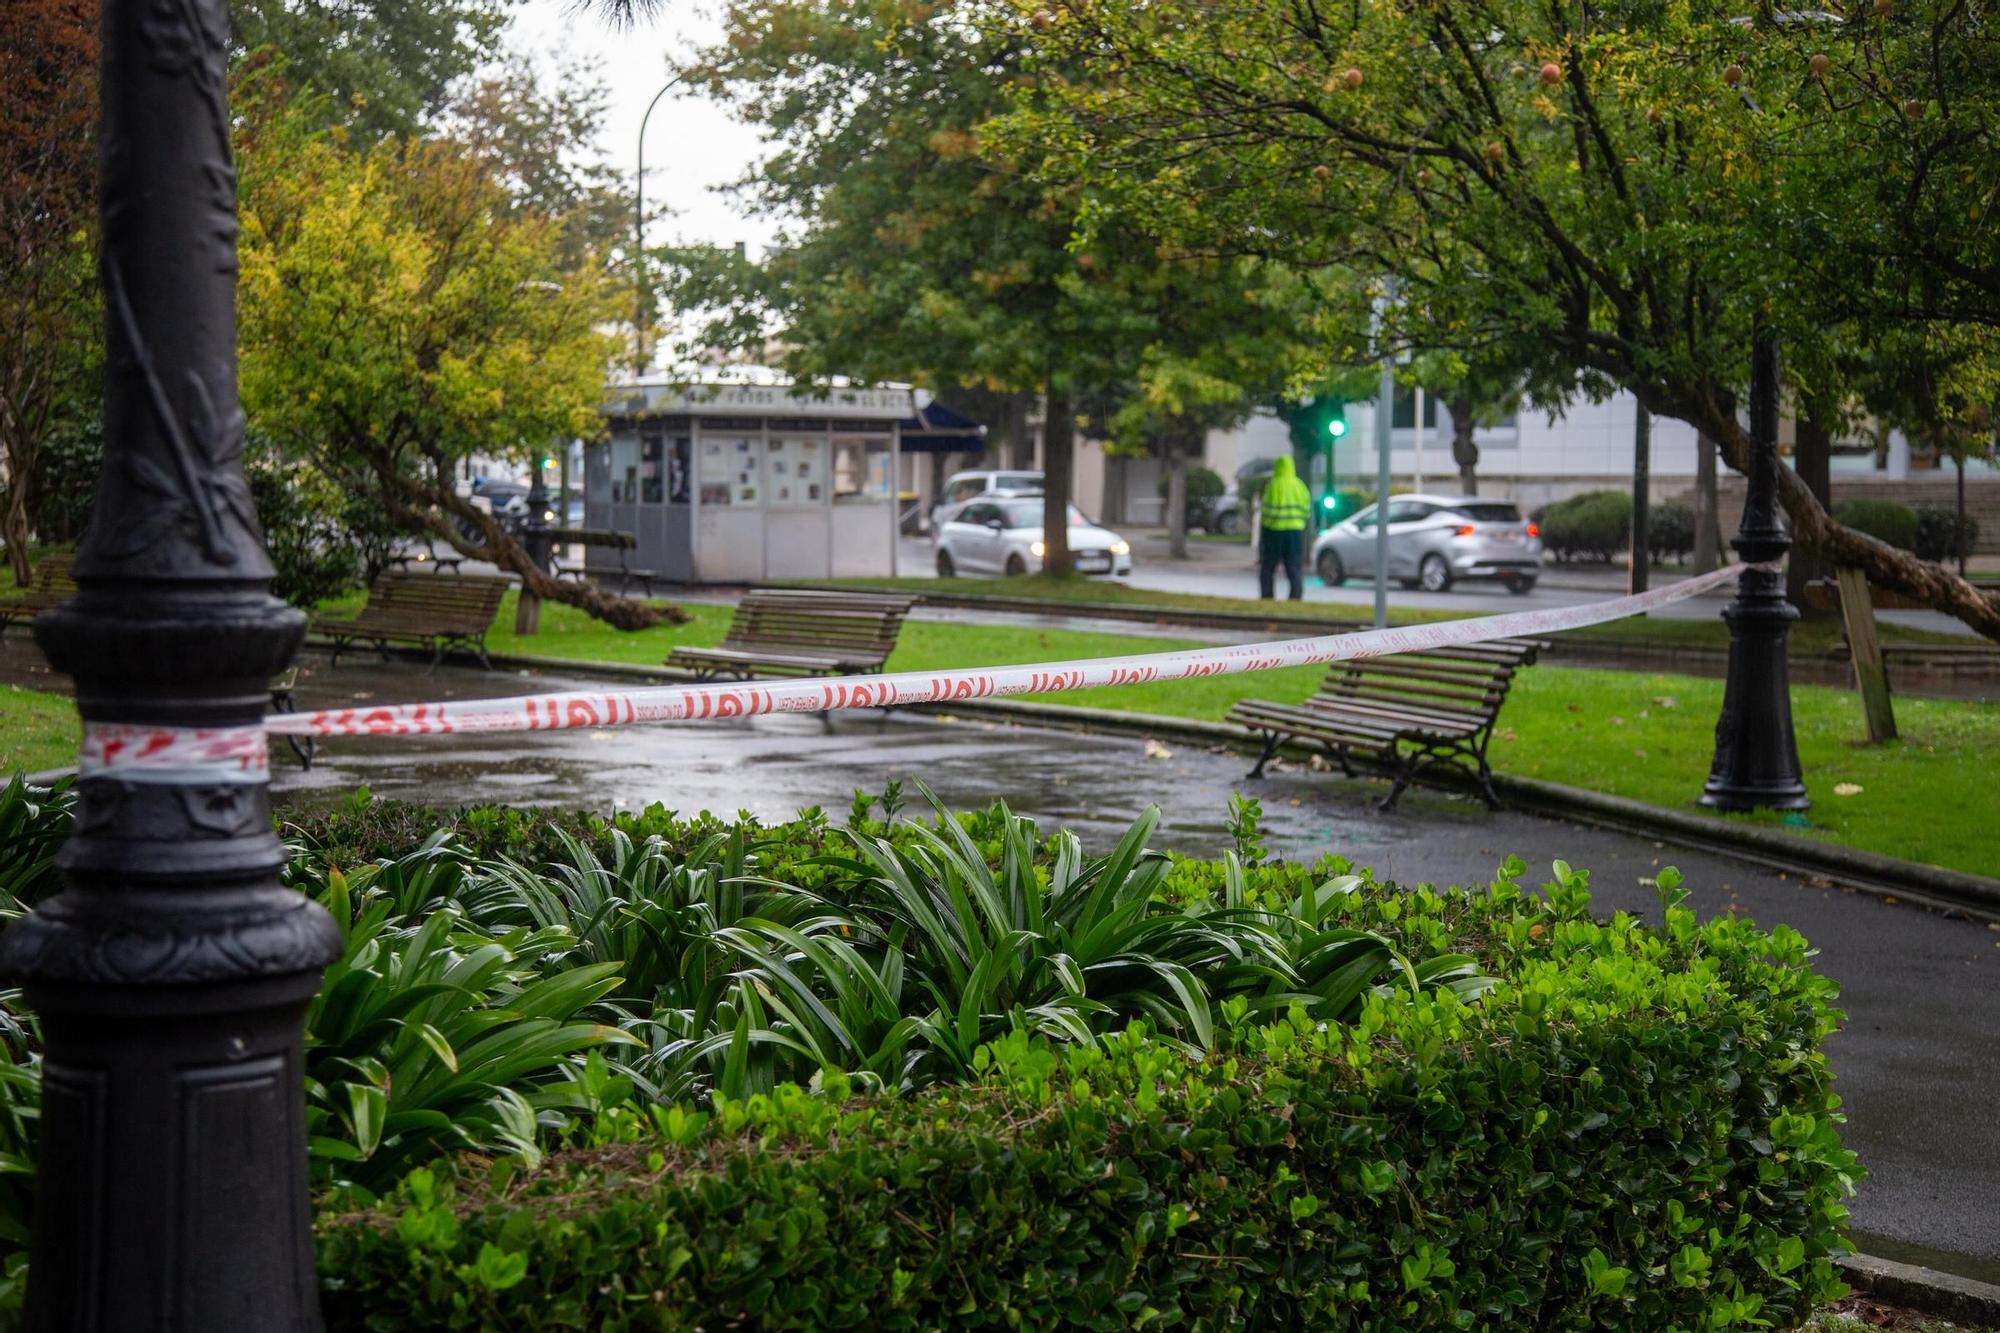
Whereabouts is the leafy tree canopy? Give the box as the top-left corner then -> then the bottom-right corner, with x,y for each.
230,0 -> 516,140
0,0 -> 98,583
999,0 -> 2000,635
673,0 -> 1323,568
235,82 -> 663,627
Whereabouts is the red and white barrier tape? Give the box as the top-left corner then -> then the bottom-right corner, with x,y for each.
79,723 -> 270,784
249,563 -> 1752,743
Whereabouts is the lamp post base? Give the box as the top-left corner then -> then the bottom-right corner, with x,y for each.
1700,589 -> 1810,813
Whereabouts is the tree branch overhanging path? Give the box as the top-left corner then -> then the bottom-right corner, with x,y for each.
1000,0 -> 2000,640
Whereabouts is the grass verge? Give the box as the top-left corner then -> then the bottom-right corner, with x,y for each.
0,685 -> 76,774
454,590 -> 1996,877
790,573 -> 1968,653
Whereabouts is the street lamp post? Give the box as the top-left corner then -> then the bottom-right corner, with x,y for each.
1701,330 -> 1809,811
635,75 -> 687,372
0,0 -> 343,1324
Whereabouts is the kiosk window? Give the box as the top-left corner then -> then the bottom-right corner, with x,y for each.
668,437 -> 690,503
610,436 -> 639,503
640,434 -> 664,504
832,436 -> 891,503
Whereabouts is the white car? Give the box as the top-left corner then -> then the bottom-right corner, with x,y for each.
934,498 -> 1133,578
929,469 -> 1045,533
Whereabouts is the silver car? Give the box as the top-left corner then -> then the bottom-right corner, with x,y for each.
929,469 -> 1045,534
1312,495 -> 1543,594
935,498 -> 1132,578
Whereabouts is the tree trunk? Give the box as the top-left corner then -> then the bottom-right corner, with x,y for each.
928,451 -> 948,534
1957,454 -> 1968,576
1693,431 -> 1721,574
1041,388 -> 1075,576
1165,433 -> 1190,560
1006,393 -> 1035,470
383,466 -> 680,630
1671,386 -> 2000,642
1449,394 -> 1478,494
1630,404 -> 1650,595
1787,411 -> 1834,612
0,485 -> 30,586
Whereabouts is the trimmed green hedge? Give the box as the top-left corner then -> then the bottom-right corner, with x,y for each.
1831,499 -> 1917,552
1536,491 -> 1632,563
318,864 -> 1859,1331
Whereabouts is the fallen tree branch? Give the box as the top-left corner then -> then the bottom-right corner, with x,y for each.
380,469 -> 682,631
1670,389 -> 2000,642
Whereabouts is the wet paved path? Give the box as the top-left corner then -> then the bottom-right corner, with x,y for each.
5,634 -> 1994,1274
253,652 -> 2000,1275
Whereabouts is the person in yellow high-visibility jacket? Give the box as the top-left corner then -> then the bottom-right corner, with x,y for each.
1257,454 -> 1311,600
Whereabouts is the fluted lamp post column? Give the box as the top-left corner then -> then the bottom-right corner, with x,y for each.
1701,330 -> 1810,812
0,0 -> 343,1325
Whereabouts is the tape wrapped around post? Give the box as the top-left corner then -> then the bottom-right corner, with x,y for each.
259,563 -> 1757,743
79,723 -> 271,783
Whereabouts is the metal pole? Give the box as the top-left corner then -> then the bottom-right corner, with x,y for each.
0,0 -> 342,1323
1411,387 -> 1425,492
1701,329 -> 1809,811
1630,402 -> 1651,595
635,76 -> 684,373
1373,312 -> 1394,629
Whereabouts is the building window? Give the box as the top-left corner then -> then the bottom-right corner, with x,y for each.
585,442 -> 612,505
640,433 -> 665,504
1391,391 -> 1439,430
609,435 -> 639,503
668,437 -> 690,503
766,436 -> 825,505
832,436 -> 892,503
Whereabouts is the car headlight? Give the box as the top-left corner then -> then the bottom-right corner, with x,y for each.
1030,541 -> 1045,558
1109,540 -> 1130,556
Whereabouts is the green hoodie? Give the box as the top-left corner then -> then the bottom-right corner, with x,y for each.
1260,455 -> 1311,532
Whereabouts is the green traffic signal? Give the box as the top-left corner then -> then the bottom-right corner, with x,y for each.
1326,417 -> 1347,438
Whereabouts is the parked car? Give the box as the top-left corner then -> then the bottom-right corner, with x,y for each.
934,498 -> 1132,578
1312,495 -> 1542,593
1207,456 -> 1281,535
930,469 -> 1045,534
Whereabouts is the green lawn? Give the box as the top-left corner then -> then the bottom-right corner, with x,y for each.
457,590 -> 1996,877
799,574 -> 1964,653
0,685 -> 76,774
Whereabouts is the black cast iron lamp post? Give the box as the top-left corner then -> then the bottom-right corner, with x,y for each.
1701,330 -> 1810,811
0,0 -> 343,1325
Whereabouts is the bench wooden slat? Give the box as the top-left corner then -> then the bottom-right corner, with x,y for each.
0,552 -> 79,629
667,590 -> 916,698
308,571 -> 508,669
1228,639 -> 1544,810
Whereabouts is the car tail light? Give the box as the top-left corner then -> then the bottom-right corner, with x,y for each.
1527,522 -> 1540,538
1455,524 -> 1477,538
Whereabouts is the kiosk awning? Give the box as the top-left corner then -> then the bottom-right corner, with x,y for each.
898,402 -> 988,454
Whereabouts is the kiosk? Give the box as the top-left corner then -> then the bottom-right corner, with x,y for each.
588,372 -> 912,582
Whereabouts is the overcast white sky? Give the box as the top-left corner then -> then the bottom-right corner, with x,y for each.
507,1 -> 782,258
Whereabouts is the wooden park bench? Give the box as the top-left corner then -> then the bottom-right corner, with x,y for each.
1227,638 -> 1543,810
309,572 -> 509,670
0,552 -> 77,634
668,589 -> 918,683
555,529 -> 659,598
386,540 -> 464,575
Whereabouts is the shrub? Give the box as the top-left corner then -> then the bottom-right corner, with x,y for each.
0,785 -> 1858,1325
1831,498 -> 1917,552
1913,504 -> 1979,563
1537,490 -> 1632,562
318,862 -> 1858,1331
1648,502 -> 1696,565
248,457 -> 369,607
1161,464 -> 1226,530
23,419 -> 101,549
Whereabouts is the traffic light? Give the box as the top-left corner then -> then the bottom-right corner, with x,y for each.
1325,404 -> 1348,439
